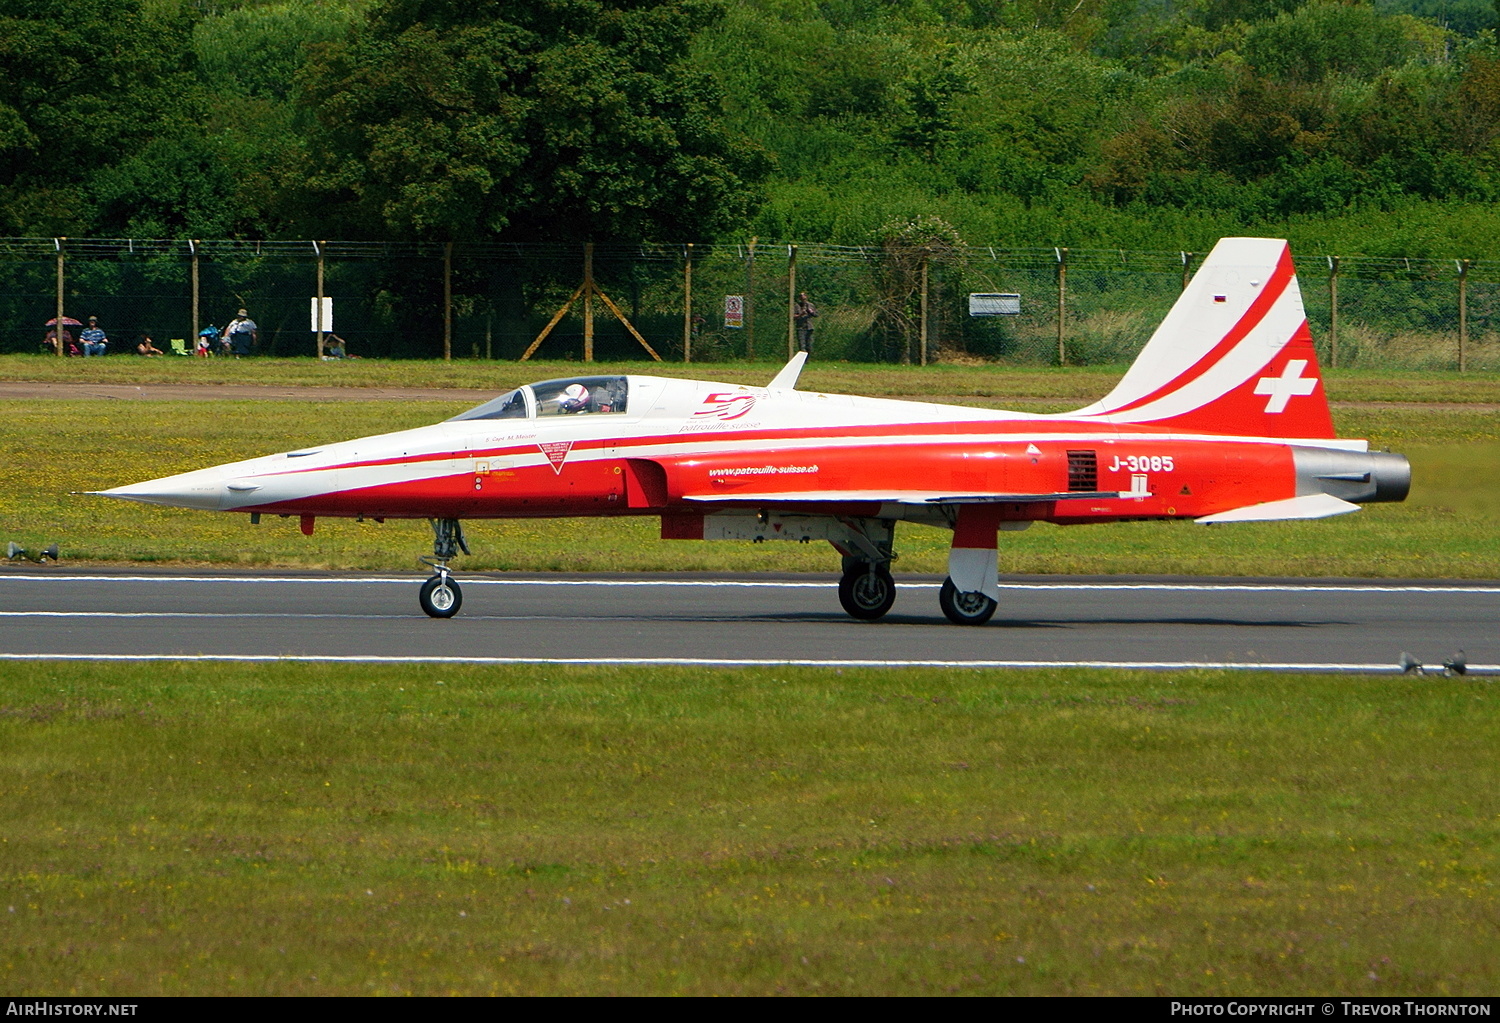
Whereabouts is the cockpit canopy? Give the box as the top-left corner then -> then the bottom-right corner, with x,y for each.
449,376 -> 629,422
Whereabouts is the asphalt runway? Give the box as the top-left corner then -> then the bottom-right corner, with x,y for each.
0,569 -> 1495,672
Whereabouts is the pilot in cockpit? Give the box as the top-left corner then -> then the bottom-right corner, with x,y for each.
558,383 -> 591,413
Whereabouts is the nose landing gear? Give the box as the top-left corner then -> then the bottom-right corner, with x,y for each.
419,572 -> 462,617
418,518 -> 469,618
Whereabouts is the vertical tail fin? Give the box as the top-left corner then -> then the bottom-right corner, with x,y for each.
1072,238 -> 1335,439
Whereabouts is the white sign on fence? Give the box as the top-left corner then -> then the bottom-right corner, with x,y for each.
724,295 -> 744,328
310,296 -> 334,332
968,293 -> 1021,317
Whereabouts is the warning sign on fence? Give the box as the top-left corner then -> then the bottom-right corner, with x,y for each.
724,295 -> 743,329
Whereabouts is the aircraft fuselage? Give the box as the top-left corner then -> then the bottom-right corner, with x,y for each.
104,378 -> 1404,529
99,237 -> 1413,623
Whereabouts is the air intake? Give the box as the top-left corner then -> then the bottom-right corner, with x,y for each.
1067,450 -> 1098,492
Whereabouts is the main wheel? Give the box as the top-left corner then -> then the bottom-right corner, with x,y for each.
838,567 -> 896,621
939,577 -> 996,626
419,574 -> 463,618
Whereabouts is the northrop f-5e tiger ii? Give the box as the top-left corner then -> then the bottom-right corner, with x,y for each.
101,237 -> 1410,623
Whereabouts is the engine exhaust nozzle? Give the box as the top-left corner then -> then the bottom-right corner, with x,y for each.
1293,447 -> 1410,505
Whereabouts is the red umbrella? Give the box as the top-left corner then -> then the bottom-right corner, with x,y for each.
45,316 -> 82,327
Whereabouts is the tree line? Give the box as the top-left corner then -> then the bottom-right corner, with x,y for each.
2,0 -> 1498,260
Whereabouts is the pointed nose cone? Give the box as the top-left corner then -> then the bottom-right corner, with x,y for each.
96,466 -> 228,510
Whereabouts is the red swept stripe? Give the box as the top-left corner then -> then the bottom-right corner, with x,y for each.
1105,244 -> 1296,416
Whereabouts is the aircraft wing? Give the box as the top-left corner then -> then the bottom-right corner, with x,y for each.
683,489 -> 1129,505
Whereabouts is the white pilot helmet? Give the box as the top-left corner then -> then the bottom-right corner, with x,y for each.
559,383 -> 590,410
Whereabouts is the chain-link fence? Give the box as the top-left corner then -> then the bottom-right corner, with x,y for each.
1,237 -> 1494,368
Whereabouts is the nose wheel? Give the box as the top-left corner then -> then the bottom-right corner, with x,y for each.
418,518 -> 469,618
419,572 -> 463,618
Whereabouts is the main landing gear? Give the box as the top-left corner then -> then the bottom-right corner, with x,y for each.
838,559 -> 897,621
938,578 -> 998,626
418,518 -> 469,618
827,513 -> 1001,626
837,556 -> 998,626
832,519 -> 899,623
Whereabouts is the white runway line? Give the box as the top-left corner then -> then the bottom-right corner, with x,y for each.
0,611 -> 414,619
0,652 -> 1493,674
0,611 -> 829,622
2,574 -> 1498,595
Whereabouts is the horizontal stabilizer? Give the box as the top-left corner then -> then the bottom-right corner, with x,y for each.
684,489 -> 1128,506
1195,493 -> 1359,524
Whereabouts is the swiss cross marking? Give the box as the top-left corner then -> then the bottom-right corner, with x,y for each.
1253,359 -> 1318,413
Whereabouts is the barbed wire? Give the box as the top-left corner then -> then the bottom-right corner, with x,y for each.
0,236 -> 1491,282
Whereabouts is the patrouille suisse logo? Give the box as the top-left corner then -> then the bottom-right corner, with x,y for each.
538,441 -> 573,474
694,392 -> 757,421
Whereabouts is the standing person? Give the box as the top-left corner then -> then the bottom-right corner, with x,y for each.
224,309 -> 258,357
793,292 -> 818,355
80,316 -> 108,357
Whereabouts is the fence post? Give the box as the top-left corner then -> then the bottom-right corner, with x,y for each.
1056,247 -> 1068,366
314,240 -> 326,359
919,251 -> 929,367
1458,258 -> 1470,373
787,244 -> 797,360
583,241 -> 594,362
442,241 -> 453,362
1327,256 -> 1339,369
744,237 -> 756,360
683,243 -> 693,364
189,240 -> 199,353
54,238 -> 65,357
1181,251 -> 1193,292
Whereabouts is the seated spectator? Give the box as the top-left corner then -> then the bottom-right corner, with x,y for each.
43,329 -> 77,356
323,334 -> 347,359
80,316 -> 108,357
136,335 -> 163,356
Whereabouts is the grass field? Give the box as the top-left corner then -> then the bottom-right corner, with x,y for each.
5,361 -> 1498,996
5,353 -> 1500,406
4,398 -> 1497,578
2,661 -> 1496,996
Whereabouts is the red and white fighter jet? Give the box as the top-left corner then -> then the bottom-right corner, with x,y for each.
102,237 -> 1410,623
